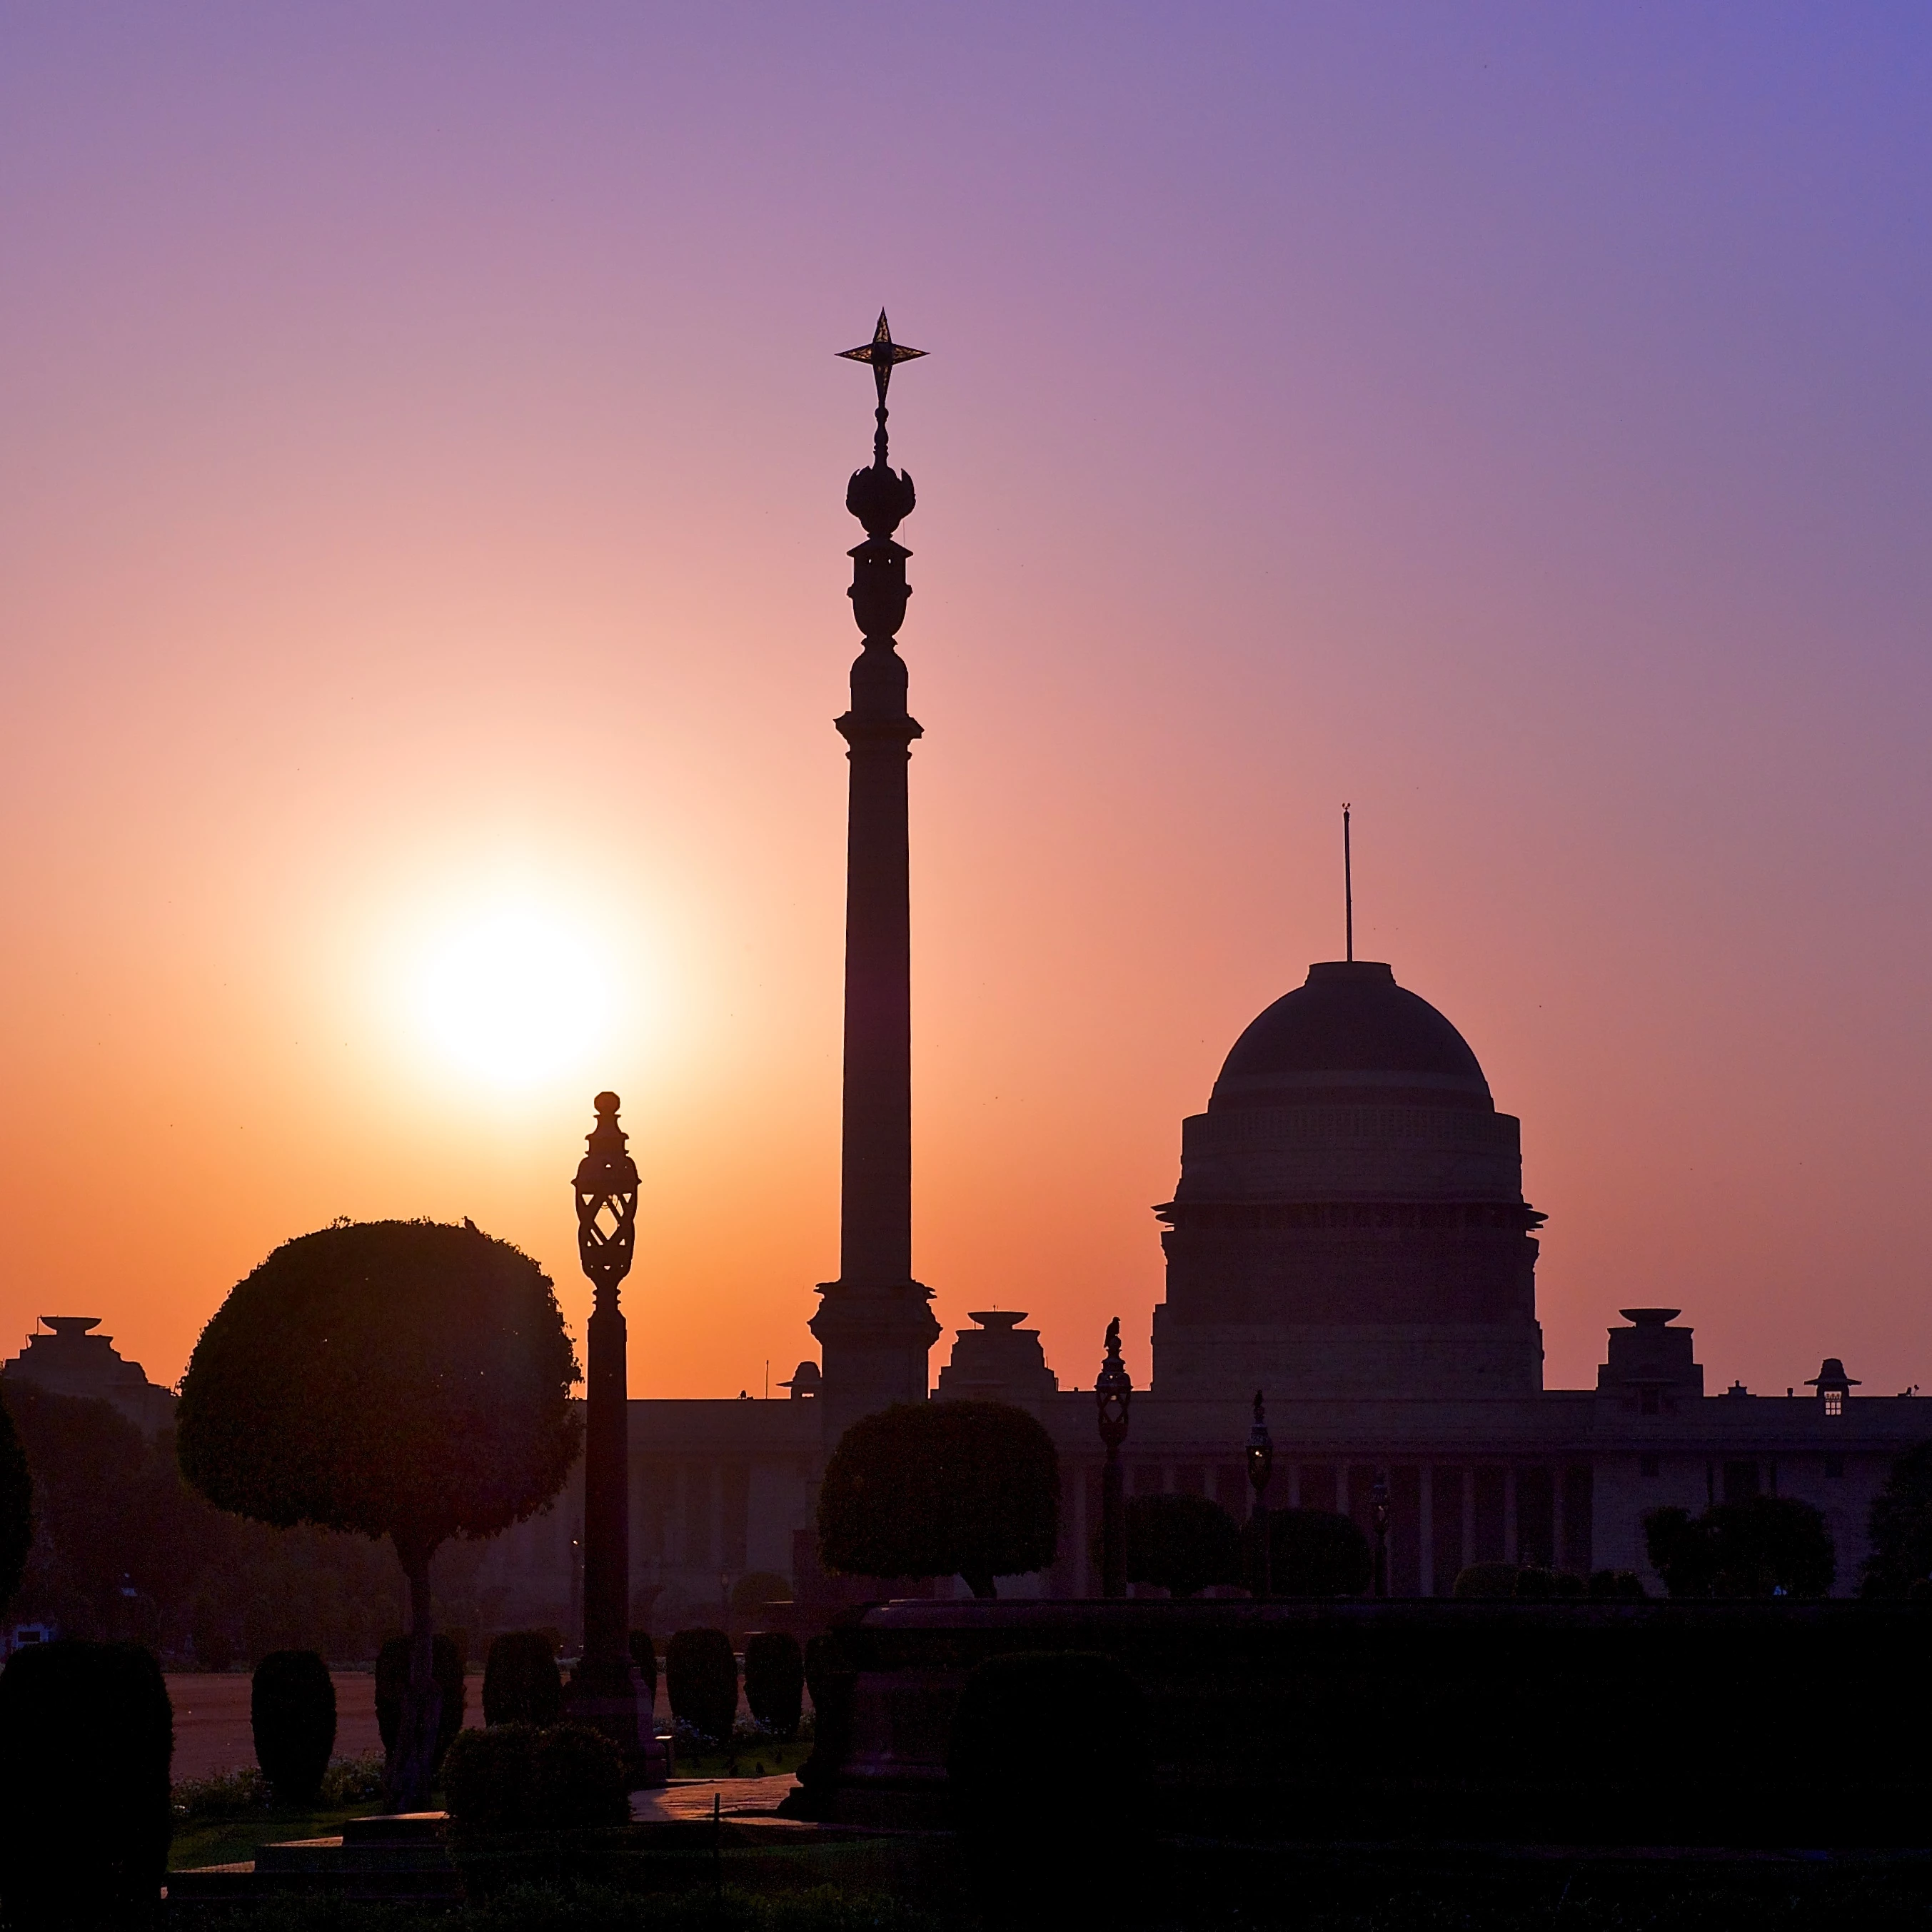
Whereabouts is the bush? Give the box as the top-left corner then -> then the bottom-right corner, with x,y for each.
483,1631 -> 563,1727
1645,1497 -> 1836,1598
252,1649 -> 338,1806
0,1639 -> 173,1928
818,1401 -> 1060,1598
444,1722 -> 629,1833
1451,1562 -> 1520,1599
1589,1568 -> 1649,1599
744,1631 -> 805,1738
627,1630 -> 658,1704
1268,1508 -> 1373,1596
1125,1493 -> 1240,1598
947,1651 -> 1149,1893
666,1627 -> 738,1743
376,1632 -> 466,1771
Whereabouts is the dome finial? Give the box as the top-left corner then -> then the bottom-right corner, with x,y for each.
1342,803 -> 1354,962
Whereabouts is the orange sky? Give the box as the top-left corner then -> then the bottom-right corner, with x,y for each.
2,8 -> 1928,1409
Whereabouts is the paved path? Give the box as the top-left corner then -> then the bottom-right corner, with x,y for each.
167,1671 -> 386,1780
632,1775 -> 799,1821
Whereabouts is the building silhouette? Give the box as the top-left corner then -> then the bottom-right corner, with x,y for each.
476,355 -> 1925,1624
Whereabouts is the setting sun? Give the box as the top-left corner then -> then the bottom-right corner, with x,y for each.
411,906 -> 610,1090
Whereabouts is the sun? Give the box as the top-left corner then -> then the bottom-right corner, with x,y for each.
411,905 -> 611,1089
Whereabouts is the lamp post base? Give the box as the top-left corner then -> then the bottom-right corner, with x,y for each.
564,1659 -> 669,1788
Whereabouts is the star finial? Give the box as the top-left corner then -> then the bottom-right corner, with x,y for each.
838,310 -> 927,411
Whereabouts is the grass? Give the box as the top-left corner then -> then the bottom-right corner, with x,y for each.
670,1737 -> 812,1781
170,1796 -> 390,1872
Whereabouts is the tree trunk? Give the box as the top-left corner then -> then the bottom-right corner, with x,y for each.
383,1535 -> 443,1813
962,1571 -> 997,1600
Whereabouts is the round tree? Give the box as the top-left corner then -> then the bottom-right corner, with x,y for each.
1124,1493 -> 1239,1599
1863,1441 -> 1932,1596
1267,1507 -> 1373,1597
176,1219 -> 581,1810
818,1401 -> 1060,1599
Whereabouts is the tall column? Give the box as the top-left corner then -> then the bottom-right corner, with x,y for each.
811,315 -> 941,1434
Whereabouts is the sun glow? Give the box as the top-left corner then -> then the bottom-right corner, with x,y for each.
411,905 -> 613,1089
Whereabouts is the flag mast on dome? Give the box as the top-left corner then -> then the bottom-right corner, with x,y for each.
1342,803 -> 1354,963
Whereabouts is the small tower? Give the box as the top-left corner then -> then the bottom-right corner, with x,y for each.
809,314 -> 941,1432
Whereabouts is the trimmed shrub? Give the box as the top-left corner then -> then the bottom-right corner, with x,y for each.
483,1631 -> 563,1728
1514,1565 -> 1554,1599
818,1401 -> 1060,1597
376,1633 -> 466,1771
1268,1508 -> 1373,1596
627,1629 -> 658,1704
529,1722 -> 630,1827
744,1630 -> 805,1738
665,1627 -> 738,1743
1865,1442 -> 1932,1596
251,1649 -> 337,1805
1645,1496 -> 1835,1598
1589,1569 -> 1649,1599
444,1722 -> 538,1832
443,1721 -> 628,1832
948,1650 -> 1149,1891
0,1639 -> 173,1928
1125,1493 -> 1241,1598
1452,1562 -> 1521,1599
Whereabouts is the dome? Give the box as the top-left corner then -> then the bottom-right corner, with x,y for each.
1209,960 -> 1492,1113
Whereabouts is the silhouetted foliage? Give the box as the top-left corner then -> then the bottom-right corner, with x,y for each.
1452,1562 -> 1521,1599
1124,1492 -> 1240,1598
948,1651 -> 1150,1900
744,1629 -> 805,1737
818,1400 -> 1060,1598
0,1639 -> 172,1928
1589,1568 -> 1649,1599
627,1629 -> 658,1703
666,1626 -> 738,1743
252,1649 -> 337,1806
443,1721 -> 628,1833
1645,1496 -> 1835,1598
1863,1441 -> 1932,1596
1268,1507 -> 1373,1596
176,1219 -> 580,1810
483,1631 -> 563,1728
0,1392 -> 28,1611
377,1632 -> 466,1771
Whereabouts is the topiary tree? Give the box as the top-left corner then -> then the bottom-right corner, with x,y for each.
1644,1496 -> 1835,1598
483,1631 -> 563,1727
665,1627 -> 738,1743
744,1630 -> 805,1738
0,1392 -> 28,1614
817,1401 -> 1060,1599
1451,1561 -> 1520,1599
176,1219 -> 581,1811
0,1639 -> 173,1928
252,1649 -> 337,1806
1863,1442 -> 1932,1596
1123,1493 -> 1240,1598
1267,1507 -> 1373,1597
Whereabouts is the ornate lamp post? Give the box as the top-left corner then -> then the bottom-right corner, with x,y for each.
1095,1318 -> 1132,1599
1372,1469 -> 1391,1599
564,1092 -> 667,1784
1246,1390 -> 1274,1599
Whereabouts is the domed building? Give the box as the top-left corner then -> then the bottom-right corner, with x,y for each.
1154,960 -> 1544,1401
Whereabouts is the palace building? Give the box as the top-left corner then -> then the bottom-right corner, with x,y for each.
475,326 -> 1923,1626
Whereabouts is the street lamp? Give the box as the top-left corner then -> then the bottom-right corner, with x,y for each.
563,1092 -> 667,1784
1246,1391 -> 1274,1599
1095,1318 -> 1132,1599
1372,1469 -> 1391,1599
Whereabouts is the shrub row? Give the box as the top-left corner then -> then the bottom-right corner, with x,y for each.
442,1722 -> 630,1833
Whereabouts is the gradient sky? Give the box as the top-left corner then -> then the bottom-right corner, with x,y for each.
1,5 -> 1928,1407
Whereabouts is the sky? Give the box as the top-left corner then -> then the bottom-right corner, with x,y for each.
1,4 -> 1928,1405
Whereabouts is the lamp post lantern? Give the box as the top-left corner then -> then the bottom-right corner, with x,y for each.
1371,1469 -> 1391,1599
1095,1318 -> 1132,1599
563,1091 -> 667,1784
1246,1390 -> 1274,1599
